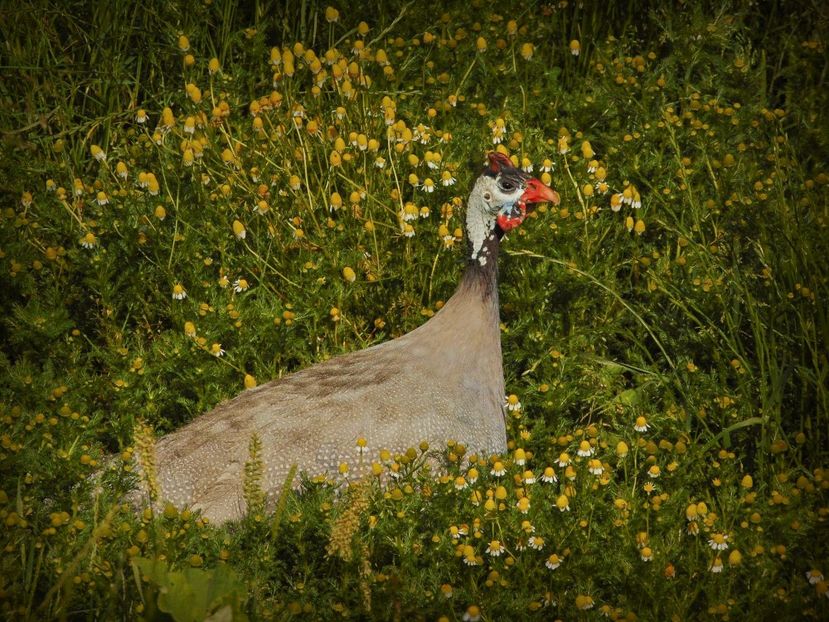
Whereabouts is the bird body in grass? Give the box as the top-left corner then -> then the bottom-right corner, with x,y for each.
140,152 -> 559,523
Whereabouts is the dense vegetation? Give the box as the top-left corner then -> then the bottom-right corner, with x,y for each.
1,1 -> 827,619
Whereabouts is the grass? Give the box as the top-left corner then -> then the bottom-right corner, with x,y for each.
1,0 -> 828,619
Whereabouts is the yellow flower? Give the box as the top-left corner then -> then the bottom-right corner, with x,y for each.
209,343 -> 225,357
161,107 -> 175,128
80,232 -> 98,249
569,40 -> 581,56
555,494 -> 570,512
485,540 -> 504,556
185,83 -> 202,104
463,605 -> 481,622
634,219 -> 646,235
575,594 -> 594,610
342,266 -> 356,283
520,42 -> 534,60
184,321 -> 196,337
577,440 -> 594,457
324,6 -> 339,22
90,145 -> 105,162
545,553 -> 562,570
172,284 -> 187,300
232,220 -> 246,239
178,35 -> 190,52
244,374 -> 257,389
208,57 -> 220,74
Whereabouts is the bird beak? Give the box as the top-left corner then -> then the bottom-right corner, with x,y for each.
520,178 -> 560,207
497,179 -> 561,232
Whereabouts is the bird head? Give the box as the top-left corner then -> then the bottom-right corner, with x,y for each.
466,152 -> 560,264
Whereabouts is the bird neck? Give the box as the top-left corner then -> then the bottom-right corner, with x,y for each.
461,227 -> 502,301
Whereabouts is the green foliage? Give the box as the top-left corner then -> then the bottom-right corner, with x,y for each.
1,0 -> 828,620
133,557 -> 248,622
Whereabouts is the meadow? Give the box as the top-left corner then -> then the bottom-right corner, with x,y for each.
1,0 -> 828,619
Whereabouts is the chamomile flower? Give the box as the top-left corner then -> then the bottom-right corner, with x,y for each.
441,170 -> 456,186
505,394 -> 522,411
516,496 -> 530,513
184,321 -> 196,337
440,584 -> 453,599
528,536 -> 545,550
556,494 -> 570,512
710,556 -> 724,573
577,440 -> 594,457
402,223 -> 415,238
634,416 -> 650,432
80,232 -> 98,249
708,533 -> 729,551
172,284 -> 187,300
454,476 -> 468,490
96,191 -> 109,206
486,540 -> 505,556
540,158 -> 554,172
545,553 -> 562,570
569,40 -> 581,56
491,461 -> 506,477
209,343 -> 225,357
807,569 -> 825,584
374,156 -> 386,168
557,452 -> 571,468
463,605 -> 481,622
232,220 -> 246,239
90,145 -> 106,162
523,470 -> 536,484
491,118 -> 506,144
233,278 -> 250,293
136,109 -> 148,124
462,546 -> 479,566
521,157 -> 533,173
467,468 -> 479,484
541,466 -> 558,483
588,459 -> 604,475
514,448 -> 527,466
575,595 -> 594,610
641,546 -> 654,561
422,178 -> 436,193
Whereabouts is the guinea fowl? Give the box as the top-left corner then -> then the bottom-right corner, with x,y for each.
142,152 -> 559,523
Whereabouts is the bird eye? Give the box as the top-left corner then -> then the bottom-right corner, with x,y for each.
498,180 -> 516,192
